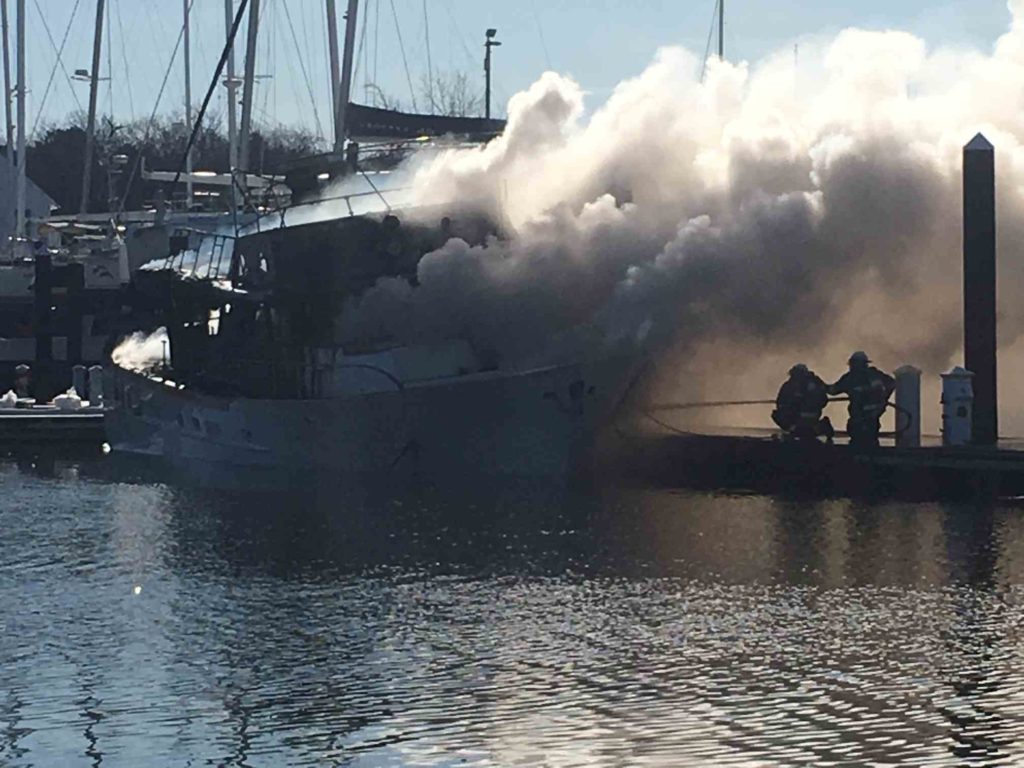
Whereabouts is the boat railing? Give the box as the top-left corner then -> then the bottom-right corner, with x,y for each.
160,229 -> 236,281
246,185 -> 410,233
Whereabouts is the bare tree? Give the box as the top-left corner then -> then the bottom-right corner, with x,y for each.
361,72 -> 483,117
362,83 -> 403,112
420,71 -> 483,117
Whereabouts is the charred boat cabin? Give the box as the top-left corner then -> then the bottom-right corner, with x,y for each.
137,208 -> 497,399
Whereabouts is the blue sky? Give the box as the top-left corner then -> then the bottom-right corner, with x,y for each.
19,0 -> 1015,144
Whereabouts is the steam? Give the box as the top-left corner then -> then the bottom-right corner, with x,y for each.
339,4 -> 1024,428
112,327 -> 169,373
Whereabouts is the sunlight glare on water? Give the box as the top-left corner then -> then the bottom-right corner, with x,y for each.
1,458 -> 1023,766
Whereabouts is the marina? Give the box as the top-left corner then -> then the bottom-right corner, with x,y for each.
7,0 -> 1024,765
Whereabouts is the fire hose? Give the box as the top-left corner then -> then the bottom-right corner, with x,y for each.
644,396 -> 913,437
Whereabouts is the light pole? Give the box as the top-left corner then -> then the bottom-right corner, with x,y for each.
484,28 -> 500,120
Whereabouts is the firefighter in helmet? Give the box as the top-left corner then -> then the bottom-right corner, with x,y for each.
772,363 -> 834,442
828,351 -> 894,449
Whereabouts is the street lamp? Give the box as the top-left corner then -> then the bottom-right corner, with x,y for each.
484,28 -> 501,120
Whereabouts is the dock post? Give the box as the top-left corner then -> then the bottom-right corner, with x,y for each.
963,134 -> 997,445
72,365 -> 87,399
32,248 -> 52,399
894,365 -> 921,448
65,262 -> 84,367
88,365 -> 103,406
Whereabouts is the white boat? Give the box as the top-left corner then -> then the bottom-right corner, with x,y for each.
104,348 -> 636,476
103,205 -> 641,476
103,0 -> 641,476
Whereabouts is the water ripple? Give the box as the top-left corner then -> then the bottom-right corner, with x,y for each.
1,461 -> 1024,765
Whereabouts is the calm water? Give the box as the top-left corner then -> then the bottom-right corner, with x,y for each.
2,456 -> 1024,766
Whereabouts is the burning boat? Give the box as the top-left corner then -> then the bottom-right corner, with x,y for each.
103,0 -> 640,475
104,205 -> 639,475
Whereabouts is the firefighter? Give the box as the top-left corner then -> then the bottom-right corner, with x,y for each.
772,364 -> 834,442
829,351 -> 894,449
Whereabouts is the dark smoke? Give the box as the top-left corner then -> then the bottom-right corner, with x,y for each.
337,8 -> 1024,431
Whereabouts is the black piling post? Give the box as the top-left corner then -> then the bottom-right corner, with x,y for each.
33,249 -> 53,400
963,133 -> 998,446
66,262 -> 84,366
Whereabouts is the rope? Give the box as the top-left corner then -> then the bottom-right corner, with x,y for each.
649,398 -> 776,411
371,0 -> 380,105
281,0 -> 325,142
113,0 -> 135,121
29,0 -> 83,138
531,0 -> 552,69
422,0 -> 433,113
699,0 -> 720,82
353,0 -> 370,101
643,395 -> 914,439
116,0 -> 198,215
105,0 -> 113,124
166,0 -> 248,210
389,0 -> 418,111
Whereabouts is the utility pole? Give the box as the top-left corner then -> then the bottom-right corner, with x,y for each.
237,0 -> 259,178
183,0 -> 193,209
224,0 -> 239,210
14,0 -> 23,239
718,0 -> 724,59
336,0 -> 358,151
326,0 -> 343,154
484,28 -> 500,120
80,0 -> 105,214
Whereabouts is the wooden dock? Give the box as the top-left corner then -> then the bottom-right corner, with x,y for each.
0,406 -> 105,445
607,426 -> 1024,499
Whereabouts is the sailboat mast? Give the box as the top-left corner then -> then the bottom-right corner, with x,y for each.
718,0 -> 724,59
14,0 -> 23,238
224,0 -> 238,210
80,0 -> 105,214
326,0 -> 343,154
237,0 -> 259,177
1,1 -> 13,172
336,0 -> 359,150
183,0 -> 193,209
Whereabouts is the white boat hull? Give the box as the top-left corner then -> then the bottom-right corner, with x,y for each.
104,356 -> 638,476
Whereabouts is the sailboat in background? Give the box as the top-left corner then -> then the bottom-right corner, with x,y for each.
0,0 -> 134,396
0,0 -> 272,398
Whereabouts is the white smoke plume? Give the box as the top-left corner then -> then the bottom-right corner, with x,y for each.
340,3 -> 1024,432
112,327 -> 170,373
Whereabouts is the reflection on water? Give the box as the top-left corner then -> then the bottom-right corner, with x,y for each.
2,458 -> 1024,766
